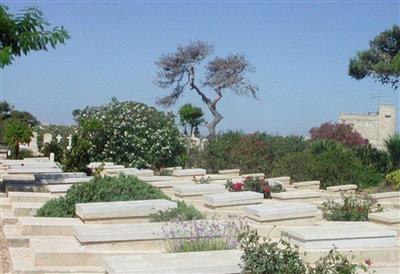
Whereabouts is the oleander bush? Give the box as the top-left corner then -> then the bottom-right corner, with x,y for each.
321,193 -> 382,221
272,140 -> 382,189
238,226 -> 370,274
385,169 -> 400,189
63,98 -> 186,171
36,175 -> 168,217
149,201 -> 205,222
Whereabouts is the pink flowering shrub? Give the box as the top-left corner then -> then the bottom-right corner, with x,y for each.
309,122 -> 368,146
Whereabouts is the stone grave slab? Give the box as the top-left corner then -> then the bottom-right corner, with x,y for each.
292,181 -> 320,190
241,173 -> 264,178
369,210 -> 400,227
102,250 -> 242,274
148,180 -> 194,189
244,202 -> 318,224
266,176 -> 291,186
326,184 -> 358,192
371,192 -> 400,202
173,168 -> 206,177
75,199 -> 177,223
20,217 -> 82,236
174,184 -> 227,197
11,202 -> 42,216
8,192 -> 53,203
203,191 -> 263,209
282,223 -> 397,249
271,191 -> 322,201
218,169 -> 240,175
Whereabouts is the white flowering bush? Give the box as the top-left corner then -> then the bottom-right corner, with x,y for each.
64,98 -> 185,171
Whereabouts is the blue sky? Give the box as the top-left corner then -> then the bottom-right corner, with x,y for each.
2,0 -> 399,135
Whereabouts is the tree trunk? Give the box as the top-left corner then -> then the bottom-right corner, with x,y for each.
15,142 -> 19,159
205,101 -> 223,139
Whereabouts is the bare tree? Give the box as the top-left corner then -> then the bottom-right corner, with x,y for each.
154,41 -> 258,138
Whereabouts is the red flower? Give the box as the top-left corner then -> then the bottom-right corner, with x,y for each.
263,186 -> 270,193
232,182 -> 244,191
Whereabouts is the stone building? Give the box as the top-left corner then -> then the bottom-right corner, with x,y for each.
339,104 -> 397,150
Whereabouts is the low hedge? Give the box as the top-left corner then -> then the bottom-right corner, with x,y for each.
36,175 -> 168,217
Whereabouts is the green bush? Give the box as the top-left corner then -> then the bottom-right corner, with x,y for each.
200,132 -> 307,175
272,141 -> 382,189
386,169 -> 400,189
201,131 -> 243,172
64,98 -> 185,171
353,144 -> 391,174
239,226 -> 370,274
36,175 -> 168,217
321,193 -> 382,221
149,201 -> 205,222
42,140 -> 64,162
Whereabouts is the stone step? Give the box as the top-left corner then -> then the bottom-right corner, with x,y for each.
20,217 -> 82,236
8,192 -> 53,203
75,199 -> 177,223
0,208 -> 18,224
173,184 -> 227,197
244,202 -> 318,224
282,222 -> 397,249
203,191 -> 264,209
9,247 -> 103,273
102,250 -> 242,274
0,196 -> 11,209
12,202 -> 43,217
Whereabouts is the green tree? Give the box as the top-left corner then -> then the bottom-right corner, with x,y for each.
3,119 -> 33,159
0,101 -> 38,143
0,4 -> 70,68
385,133 -> 400,170
178,103 -> 204,137
349,25 -> 400,89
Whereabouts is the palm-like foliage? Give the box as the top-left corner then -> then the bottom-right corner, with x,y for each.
385,133 -> 400,170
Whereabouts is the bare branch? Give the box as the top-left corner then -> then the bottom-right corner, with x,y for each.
154,41 -> 213,107
204,53 -> 258,99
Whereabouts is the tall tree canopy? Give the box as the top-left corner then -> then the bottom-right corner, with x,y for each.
0,4 -> 70,67
155,41 -> 258,138
349,25 -> 400,90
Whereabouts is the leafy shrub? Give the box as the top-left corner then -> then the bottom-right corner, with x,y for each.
42,140 -> 64,162
353,144 -> 391,173
162,217 -> 244,253
239,226 -> 370,274
321,193 -> 382,221
64,98 -> 185,171
36,175 -> 168,217
386,169 -> 400,189
200,132 -> 307,175
201,131 -> 243,172
309,122 -> 368,146
272,141 -> 382,189
225,177 -> 284,198
385,133 -> 400,170
149,201 -> 205,222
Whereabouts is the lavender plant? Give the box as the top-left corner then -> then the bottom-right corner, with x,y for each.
161,216 -> 245,253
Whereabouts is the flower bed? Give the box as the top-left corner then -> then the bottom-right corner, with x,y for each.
225,176 -> 284,199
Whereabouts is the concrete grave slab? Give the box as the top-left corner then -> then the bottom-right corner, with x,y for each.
292,181 -> 320,190
203,191 -> 263,209
271,191 -> 322,201
173,168 -> 206,177
75,199 -> 177,223
20,217 -> 82,236
326,184 -> 358,192
174,184 -> 227,197
282,223 -> 397,249
244,202 -> 318,224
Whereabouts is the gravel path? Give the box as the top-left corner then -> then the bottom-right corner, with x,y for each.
0,225 -> 11,273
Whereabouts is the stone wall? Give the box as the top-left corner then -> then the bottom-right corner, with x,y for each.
339,104 -> 397,150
